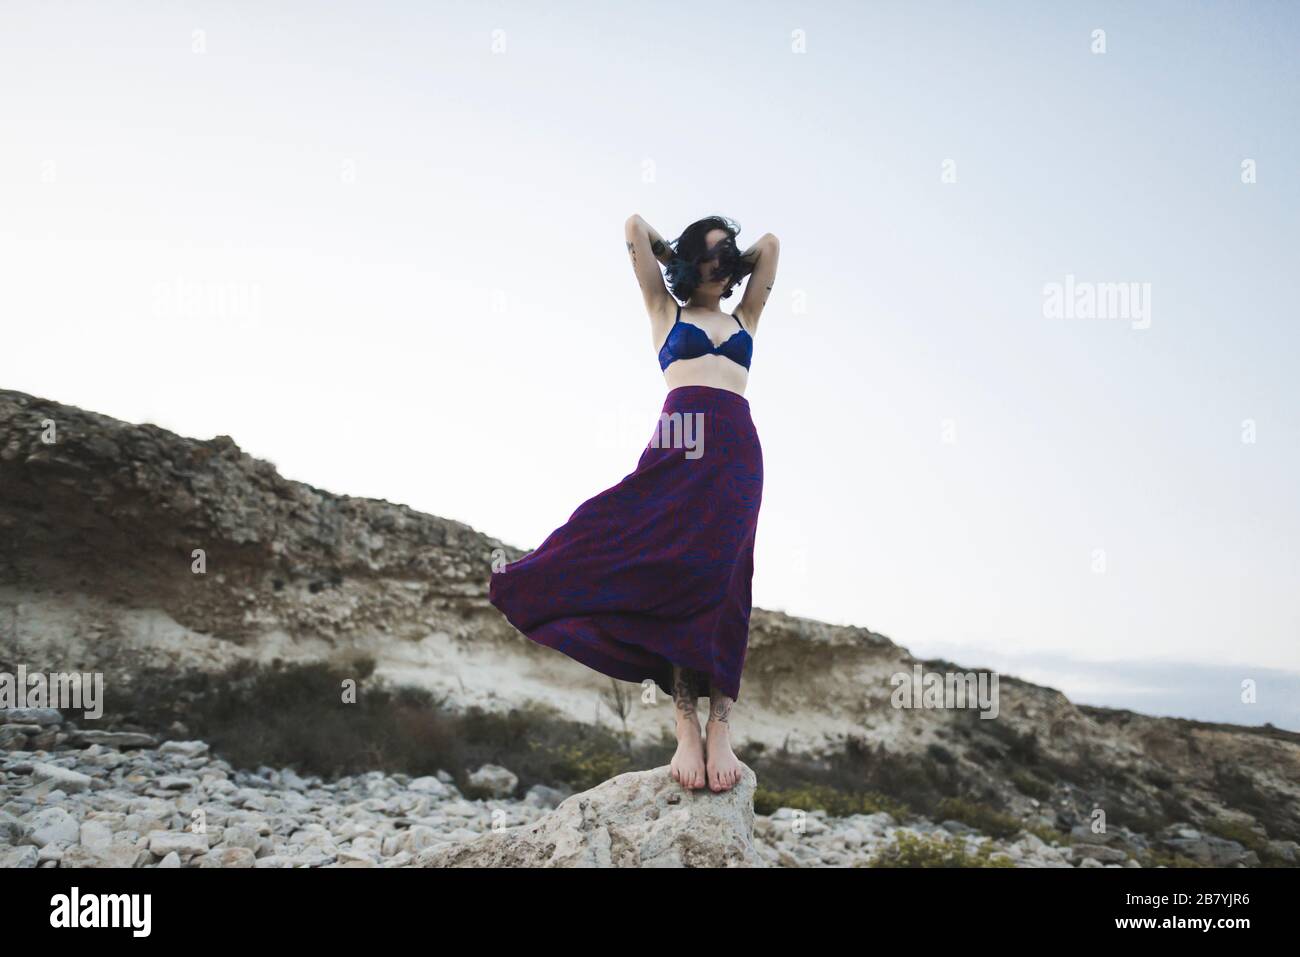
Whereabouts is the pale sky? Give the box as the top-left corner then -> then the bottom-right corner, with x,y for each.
2,1 -> 1297,726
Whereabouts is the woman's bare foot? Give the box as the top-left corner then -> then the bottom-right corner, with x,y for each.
670,715 -> 706,790
669,666 -> 706,790
704,692 -> 742,792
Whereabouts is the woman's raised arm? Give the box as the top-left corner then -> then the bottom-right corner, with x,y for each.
734,233 -> 779,334
625,214 -> 676,322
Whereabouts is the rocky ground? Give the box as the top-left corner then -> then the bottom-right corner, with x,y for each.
5,708 -> 1288,869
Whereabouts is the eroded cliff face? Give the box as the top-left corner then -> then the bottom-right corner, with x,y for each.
0,388 -> 499,646
2,387 -> 1298,858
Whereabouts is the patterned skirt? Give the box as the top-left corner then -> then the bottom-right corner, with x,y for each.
488,385 -> 763,702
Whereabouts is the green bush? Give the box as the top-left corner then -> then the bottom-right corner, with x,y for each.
866,830 -> 1015,868
755,783 -> 909,820
1136,848 -> 1204,868
1203,818 -> 1266,853
934,797 -> 1026,839
1010,769 -> 1052,800
1200,817 -> 1292,865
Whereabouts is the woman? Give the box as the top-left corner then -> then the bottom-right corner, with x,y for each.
489,214 -> 780,793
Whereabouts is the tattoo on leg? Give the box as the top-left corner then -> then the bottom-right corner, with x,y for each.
708,689 -> 733,724
672,665 -> 698,718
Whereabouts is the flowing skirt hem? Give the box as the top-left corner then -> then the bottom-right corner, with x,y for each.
495,602 -> 742,703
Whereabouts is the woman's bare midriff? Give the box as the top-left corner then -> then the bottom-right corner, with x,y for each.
662,356 -> 748,396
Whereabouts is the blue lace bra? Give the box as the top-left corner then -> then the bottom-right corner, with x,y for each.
657,302 -> 753,371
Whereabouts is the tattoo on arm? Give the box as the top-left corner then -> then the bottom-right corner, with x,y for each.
627,240 -> 646,289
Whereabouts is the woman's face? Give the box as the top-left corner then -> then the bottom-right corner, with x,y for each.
698,228 -> 732,286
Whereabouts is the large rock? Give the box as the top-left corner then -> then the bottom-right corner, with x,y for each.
467,764 -> 518,799
1161,834 -> 1259,867
59,844 -> 152,868
1,845 -> 41,867
26,806 -> 81,847
196,847 -> 257,868
31,762 -> 93,794
0,810 -> 32,845
158,740 -> 210,759
70,730 -> 159,749
1266,840 -> 1298,865
1069,843 -> 1129,864
0,708 -> 63,726
419,764 -> 767,868
147,831 -> 210,858
408,776 -> 454,798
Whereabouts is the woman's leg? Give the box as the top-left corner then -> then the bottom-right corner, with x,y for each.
704,683 -> 743,792
669,665 -> 708,789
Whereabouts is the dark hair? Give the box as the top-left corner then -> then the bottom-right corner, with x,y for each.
664,215 -> 754,302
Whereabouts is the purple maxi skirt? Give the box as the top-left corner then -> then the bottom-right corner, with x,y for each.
488,385 -> 763,702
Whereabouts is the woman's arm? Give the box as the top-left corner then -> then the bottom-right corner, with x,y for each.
734,233 -> 779,333
625,214 -> 676,321
644,220 -> 674,266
